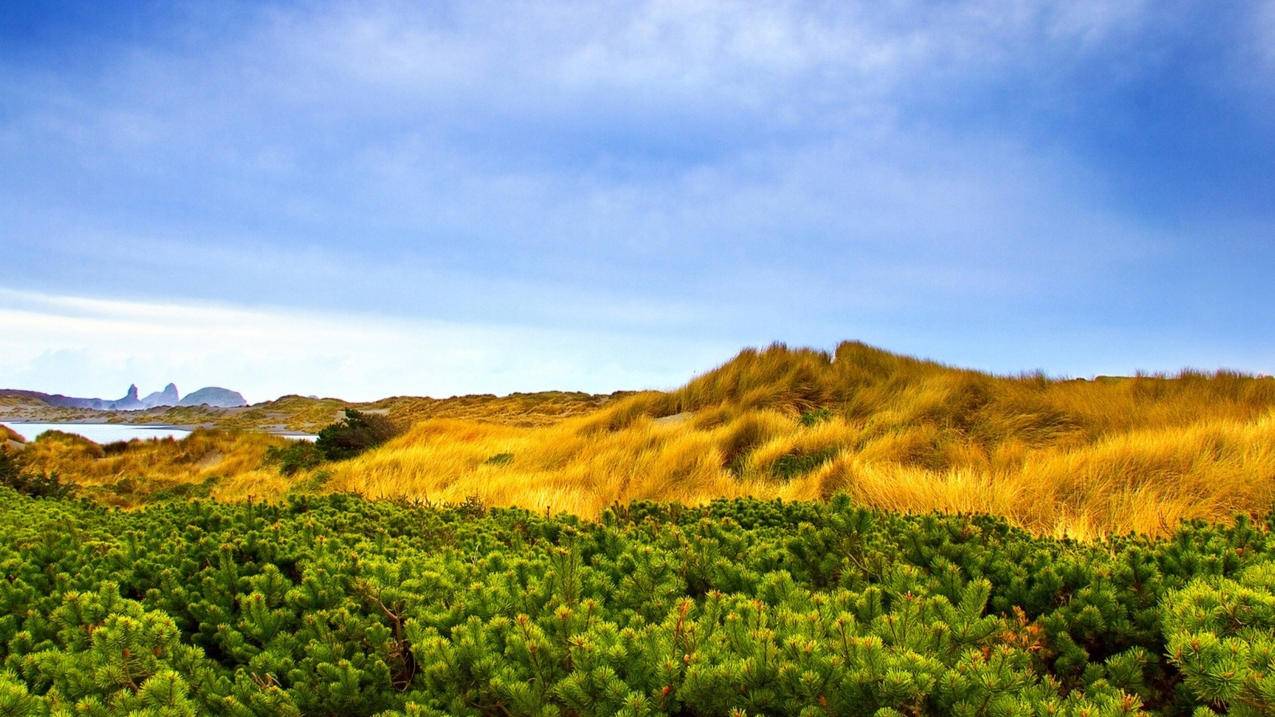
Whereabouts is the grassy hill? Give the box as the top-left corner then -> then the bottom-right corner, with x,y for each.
0,389 -> 624,432
7,343 -> 1275,715
10,341 -> 1275,538
320,342 -> 1275,537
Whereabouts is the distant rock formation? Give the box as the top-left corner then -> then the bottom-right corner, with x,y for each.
0,383 -> 246,411
117,384 -> 141,409
37,384 -> 144,410
177,387 -> 247,408
140,383 -> 180,409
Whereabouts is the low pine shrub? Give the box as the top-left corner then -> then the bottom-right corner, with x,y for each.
1162,561 -> 1275,715
2,488 -> 1274,714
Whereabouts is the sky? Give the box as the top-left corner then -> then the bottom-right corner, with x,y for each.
1,0 -> 1273,403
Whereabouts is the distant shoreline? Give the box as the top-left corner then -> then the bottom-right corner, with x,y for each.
0,419 -> 314,439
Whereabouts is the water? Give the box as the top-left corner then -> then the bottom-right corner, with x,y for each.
2,422 -> 315,444
2,422 -> 192,444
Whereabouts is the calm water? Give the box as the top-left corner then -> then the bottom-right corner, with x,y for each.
2,422 -> 192,444
2,422 -> 315,443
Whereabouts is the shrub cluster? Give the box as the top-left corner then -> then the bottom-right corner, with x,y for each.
2,488 -> 1274,715
315,409 -> 399,461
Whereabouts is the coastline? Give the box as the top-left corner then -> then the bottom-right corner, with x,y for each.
0,418 -> 315,440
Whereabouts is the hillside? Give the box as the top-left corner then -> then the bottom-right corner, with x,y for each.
0,388 -> 625,432
10,341 -> 1275,538
318,342 -> 1275,537
9,347 -> 1274,714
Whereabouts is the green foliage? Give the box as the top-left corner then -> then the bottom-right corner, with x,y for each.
264,441 -> 324,476
3,488 -> 1275,714
1162,561 -> 1275,715
315,410 -> 399,461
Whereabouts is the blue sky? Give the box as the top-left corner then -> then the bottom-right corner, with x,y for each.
1,1 -> 1273,402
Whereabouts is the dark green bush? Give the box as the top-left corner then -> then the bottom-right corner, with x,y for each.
315,409 -> 399,461
2,488 -> 1274,715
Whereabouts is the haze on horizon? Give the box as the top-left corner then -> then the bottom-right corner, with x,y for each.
2,1 -> 1272,403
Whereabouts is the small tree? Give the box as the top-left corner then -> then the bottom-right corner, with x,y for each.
315,409 -> 399,461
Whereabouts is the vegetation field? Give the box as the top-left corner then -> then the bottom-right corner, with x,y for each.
4,341 -> 1275,715
12,342 -> 1275,538
4,487 -> 1275,716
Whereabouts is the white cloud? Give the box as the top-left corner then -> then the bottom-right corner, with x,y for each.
0,288 -> 734,402
2,0 -> 1268,393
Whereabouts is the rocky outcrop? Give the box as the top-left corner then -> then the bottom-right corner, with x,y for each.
177,387 -> 247,408
39,384 -> 143,410
1,383 -> 246,411
140,383 -> 180,409
112,384 -> 142,410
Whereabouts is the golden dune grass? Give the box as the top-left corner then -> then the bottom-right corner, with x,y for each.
15,429 -> 286,505
14,342 -> 1275,537
317,343 -> 1275,538
316,408 -> 1275,538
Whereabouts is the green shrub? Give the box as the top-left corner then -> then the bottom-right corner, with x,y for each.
1162,561 -> 1275,715
315,409 -> 399,461
2,488 -> 1274,714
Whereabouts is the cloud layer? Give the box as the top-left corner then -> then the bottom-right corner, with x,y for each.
0,288 -> 737,402
1,1 -> 1272,396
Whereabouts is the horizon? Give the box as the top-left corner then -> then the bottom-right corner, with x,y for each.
5,333 -> 1273,407
3,1 -> 1273,402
